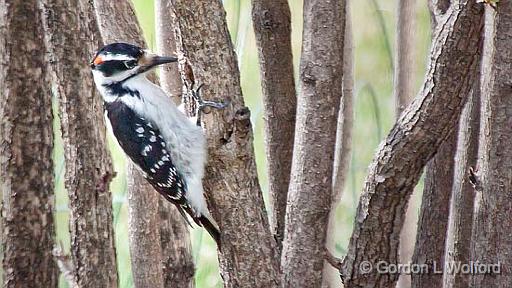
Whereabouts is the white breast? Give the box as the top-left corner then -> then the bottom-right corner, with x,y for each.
106,75 -> 209,215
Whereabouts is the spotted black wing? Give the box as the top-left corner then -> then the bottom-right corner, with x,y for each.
105,100 -> 187,205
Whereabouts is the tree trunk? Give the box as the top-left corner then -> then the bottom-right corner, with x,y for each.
0,1 -> 59,286
323,5 -> 353,287
156,0 -> 183,105
394,1 -> 417,287
169,0 -> 281,287
340,1 -> 483,286
281,0 -> 345,287
471,3 -> 512,287
94,1 -> 195,287
40,1 -> 118,287
442,82 -> 480,288
251,0 -> 296,252
155,1 -> 196,287
411,131 -> 457,288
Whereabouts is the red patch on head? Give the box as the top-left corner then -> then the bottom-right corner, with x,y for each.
93,55 -> 104,65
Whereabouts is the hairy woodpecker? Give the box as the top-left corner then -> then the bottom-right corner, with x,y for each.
90,43 -> 221,244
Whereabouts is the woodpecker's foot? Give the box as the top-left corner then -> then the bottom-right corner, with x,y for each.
192,84 -> 229,112
191,83 -> 229,126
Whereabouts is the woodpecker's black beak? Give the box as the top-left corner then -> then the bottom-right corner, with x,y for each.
138,54 -> 178,73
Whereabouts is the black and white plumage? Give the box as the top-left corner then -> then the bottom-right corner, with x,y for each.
90,43 -> 219,243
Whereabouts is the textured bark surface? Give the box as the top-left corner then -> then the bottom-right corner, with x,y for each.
94,1 -> 195,287
411,131 -> 457,288
442,83 -> 480,288
156,0 -> 182,105
394,1 -> 417,287
340,2 -> 483,287
41,1 -> 118,287
154,2 -> 196,288
251,0 -> 296,251
0,1 -> 59,286
323,7 -> 353,287
170,0 -> 281,287
281,0 -> 345,287
428,0 -> 451,28
471,4 -> 512,287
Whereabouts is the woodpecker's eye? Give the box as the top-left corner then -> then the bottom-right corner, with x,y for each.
123,60 -> 137,69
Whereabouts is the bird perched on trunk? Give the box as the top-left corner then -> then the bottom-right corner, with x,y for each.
90,43 -> 223,244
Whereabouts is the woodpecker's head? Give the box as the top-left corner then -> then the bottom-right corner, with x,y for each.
90,43 -> 177,85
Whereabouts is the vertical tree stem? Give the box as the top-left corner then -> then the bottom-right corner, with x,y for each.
41,0 -> 119,286
251,0 -> 297,252
281,0 -> 346,286
0,0 -> 59,286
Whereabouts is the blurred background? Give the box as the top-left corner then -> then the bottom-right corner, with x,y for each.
51,0 -> 432,287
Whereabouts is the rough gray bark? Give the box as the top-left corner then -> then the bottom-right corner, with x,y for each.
251,0 -> 296,251
471,3 -> 512,287
411,130 -> 457,288
281,0 -> 345,287
323,6 -> 353,287
428,0 -> 451,28
155,1 -> 196,287
409,2 -> 465,285
156,0 -> 182,105
0,1 -> 59,286
442,83 -> 480,288
169,0 -> 281,287
394,1 -> 417,287
40,1 -> 118,287
94,1 -> 195,287
340,2 -> 484,286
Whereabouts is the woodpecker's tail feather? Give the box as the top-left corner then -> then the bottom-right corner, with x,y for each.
179,204 -> 220,246
197,214 -> 221,246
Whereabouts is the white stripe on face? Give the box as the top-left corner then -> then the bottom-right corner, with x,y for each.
101,53 -> 138,62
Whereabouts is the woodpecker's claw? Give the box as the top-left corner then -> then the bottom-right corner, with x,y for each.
191,83 -> 229,126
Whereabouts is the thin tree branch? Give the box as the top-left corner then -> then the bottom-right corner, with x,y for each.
341,1 -> 484,286
471,3 -> 512,287
251,0 -> 297,253
323,3 -> 353,286
156,0 -> 183,105
281,0 -> 346,286
442,81 -> 480,288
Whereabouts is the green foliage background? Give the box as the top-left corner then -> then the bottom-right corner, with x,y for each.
52,0 -> 432,287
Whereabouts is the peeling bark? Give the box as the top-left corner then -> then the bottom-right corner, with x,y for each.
281,0 -> 345,287
471,3 -> 512,287
169,0 -> 281,287
40,1 -> 118,287
251,0 -> 296,252
0,1 -> 58,286
340,1 -> 484,286
443,82 -> 480,288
